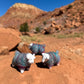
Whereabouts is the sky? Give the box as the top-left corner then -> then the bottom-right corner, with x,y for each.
0,0 -> 75,16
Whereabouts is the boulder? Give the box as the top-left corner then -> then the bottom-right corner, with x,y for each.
42,23 -> 62,34
0,46 -> 9,55
54,25 -> 62,30
17,42 -> 32,53
51,23 -> 56,27
0,28 -> 21,50
51,21 -> 56,27
42,27 -> 55,34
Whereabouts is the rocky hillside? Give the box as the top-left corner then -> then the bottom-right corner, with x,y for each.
0,0 -> 84,33
0,3 -> 46,29
32,0 -> 84,34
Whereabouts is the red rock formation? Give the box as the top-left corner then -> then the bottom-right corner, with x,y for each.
0,3 -> 46,29
0,28 -> 21,50
17,42 -> 32,53
0,46 -> 9,55
0,0 -> 84,33
33,0 -> 84,34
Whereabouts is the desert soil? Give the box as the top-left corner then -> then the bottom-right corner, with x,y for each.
0,35 -> 84,84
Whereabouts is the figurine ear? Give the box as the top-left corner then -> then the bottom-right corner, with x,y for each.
30,43 -> 33,46
33,54 -> 35,56
56,50 -> 59,54
33,54 -> 36,59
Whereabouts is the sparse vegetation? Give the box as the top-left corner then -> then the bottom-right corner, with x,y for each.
52,35 -> 56,37
20,35 -> 43,43
30,21 -> 33,23
20,32 -> 84,44
37,39 -> 42,42
80,20 -> 84,23
35,27 -> 41,33
67,5 -> 73,9
31,37 -> 37,41
57,33 -> 84,39
72,13 -> 75,16
56,30 -> 60,33
43,21 -> 47,25
19,22 -> 29,32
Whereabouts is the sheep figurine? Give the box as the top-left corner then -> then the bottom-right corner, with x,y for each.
11,51 -> 35,73
29,43 -> 45,54
42,51 -> 60,69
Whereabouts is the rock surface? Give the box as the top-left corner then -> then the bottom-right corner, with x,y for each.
0,28 -> 21,50
33,0 -> 84,33
0,3 -> 46,29
0,0 -> 84,33
17,42 -> 32,53
0,46 -> 9,55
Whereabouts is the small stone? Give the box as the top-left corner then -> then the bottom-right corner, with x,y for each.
17,42 -> 32,53
75,48 -> 83,56
0,46 -> 9,55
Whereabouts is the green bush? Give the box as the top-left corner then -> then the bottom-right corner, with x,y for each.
20,22 -> 29,32
35,27 -> 41,33
30,21 -> 33,23
68,5 -> 73,9
43,21 -> 47,25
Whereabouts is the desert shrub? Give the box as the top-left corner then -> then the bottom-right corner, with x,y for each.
56,30 -> 60,33
19,22 -> 29,32
72,13 -> 75,16
67,5 -> 73,9
80,20 -> 84,23
35,27 -> 41,33
30,21 -> 33,23
43,21 -> 47,25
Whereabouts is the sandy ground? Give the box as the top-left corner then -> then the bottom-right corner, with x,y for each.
0,36 -> 84,84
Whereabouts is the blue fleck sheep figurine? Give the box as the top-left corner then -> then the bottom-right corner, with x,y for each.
29,43 -> 45,54
42,51 -> 60,69
11,51 -> 35,73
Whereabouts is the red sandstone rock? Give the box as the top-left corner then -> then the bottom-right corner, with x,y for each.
17,42 -> 32,53
0,0 -> 83,34
0,46 -> 9,55
0,28 -> 21,50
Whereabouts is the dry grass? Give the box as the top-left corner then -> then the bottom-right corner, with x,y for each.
20,33 -> 84,44
20,35 -> 44,43
57,33 -> 84,39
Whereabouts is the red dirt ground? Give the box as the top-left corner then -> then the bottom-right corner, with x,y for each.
0,36 -> 84,84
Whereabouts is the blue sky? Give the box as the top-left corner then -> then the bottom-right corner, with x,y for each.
0,0 -> 74,16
